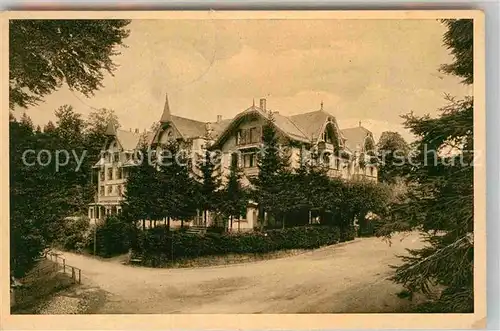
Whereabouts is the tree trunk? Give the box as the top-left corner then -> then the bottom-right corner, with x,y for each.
181,219 -> 184,229
230,216 -> 233,232
142,219 -> 145,231
282,214 -> 285,229
167,217 -> 171,233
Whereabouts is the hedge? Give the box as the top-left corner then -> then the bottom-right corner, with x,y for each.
135,225 -> 344,267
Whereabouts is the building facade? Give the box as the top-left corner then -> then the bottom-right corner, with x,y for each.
89,93 -> 378,229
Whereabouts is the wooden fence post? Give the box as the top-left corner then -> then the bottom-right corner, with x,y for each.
78,269 -> 81,284
71,267 -> 75,283
63,259 -> 66,274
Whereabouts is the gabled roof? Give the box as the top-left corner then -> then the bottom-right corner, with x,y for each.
116,129 -> 142,151
341,126 -> 374,152
289,110 -> 335,141
210,118 -> 232,138
272,112 -> 309,141
170,115 -> 207,139
212,105 -> 312,147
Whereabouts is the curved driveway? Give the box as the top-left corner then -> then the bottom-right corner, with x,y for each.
57,232 -> 424,314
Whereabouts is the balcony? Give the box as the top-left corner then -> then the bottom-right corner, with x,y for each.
243,167 -> 259,178
317,141 -> 335,152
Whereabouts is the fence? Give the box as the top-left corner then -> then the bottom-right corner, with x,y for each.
45,251 -> 82,284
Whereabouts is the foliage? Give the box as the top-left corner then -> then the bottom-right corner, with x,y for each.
9,112 -> 96,276
54,216 -> 91,252
10,105 -> 122,277
377,131 -> 409,184
440,19 -> 473,85
193,148 -> 222,225
158,140 -> 199,226
121,148 -> 162,230
380,19 -> 474,313
90,216 -> 132,257
135,225 -> 342,266
251,114 -> 293,226
10,20 -> 130,109
220,152 -> 247,229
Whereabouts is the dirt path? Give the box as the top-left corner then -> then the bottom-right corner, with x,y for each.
55,232 -> 425,314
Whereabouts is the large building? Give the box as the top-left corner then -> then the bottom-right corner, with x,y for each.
89,94 -> 378,229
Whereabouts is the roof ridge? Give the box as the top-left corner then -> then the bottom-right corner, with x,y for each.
279,113 -> 309,140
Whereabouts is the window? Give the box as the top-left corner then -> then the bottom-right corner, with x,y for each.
99,171 -> 105,181
107,168 -> 113,180
250,127 -> 260,143
369,166 -> 374,176
322,154 -> 330,166
231,153 -> 239,168
108,185 -> 113,195
125,152 -> 131,161
117,185 -> 123,196
243,153 -> 257,168
335,158 -> 340,170
117,168 -> 123,179
99,186 -> 104,196
237,127 -> 261,145
113,152 -> 120,163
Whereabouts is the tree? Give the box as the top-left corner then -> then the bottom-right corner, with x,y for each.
43,120 -> 56,133
85,108 -> 121,167
122,148 -> 161,232
251,114 -> 292,228
220,153 -> 247,231
194,148 -> 222,226
10,117 -> 81,276
85,108 -> 120,136
158,140 -> 198,229
440,19 -> 473,85
377,131 -> 409,183
381,19 -> 474,312
10,20 -> 130,109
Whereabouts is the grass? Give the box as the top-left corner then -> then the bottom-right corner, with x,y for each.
11,260 -> 76,314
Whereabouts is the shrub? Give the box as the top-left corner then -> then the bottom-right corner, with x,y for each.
54,216 -> 91,252
136,225 -> 342,266
89,216 -> 132,257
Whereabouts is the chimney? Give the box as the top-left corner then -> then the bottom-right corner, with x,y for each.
217,115 -> 222,123
135,128 -> 139,133
129,128 -> 132,132
359,121 -> 362,127
260,98 -> 266,111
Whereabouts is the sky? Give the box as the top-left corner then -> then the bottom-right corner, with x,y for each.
16,19 -> 472,142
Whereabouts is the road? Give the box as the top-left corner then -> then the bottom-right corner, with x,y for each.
56,232 -> 425,314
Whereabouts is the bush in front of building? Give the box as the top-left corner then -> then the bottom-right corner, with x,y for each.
136,225 -> 342,267
53,216 -> 91,252
89,216 -> 132,257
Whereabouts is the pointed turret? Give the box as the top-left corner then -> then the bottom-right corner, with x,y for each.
160,93 -> 172,123
105,120 -> 117,136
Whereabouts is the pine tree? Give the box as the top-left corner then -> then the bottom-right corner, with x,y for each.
122,148 -> 161,231
221,153 -> 247,231
158,140 -> 198,229
194,147 -> 222,226
251,114 -> 292,228
382,19 -> 474,312
377,131 -> 409,184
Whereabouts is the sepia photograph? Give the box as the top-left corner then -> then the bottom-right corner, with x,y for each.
1,10 -> 485,330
